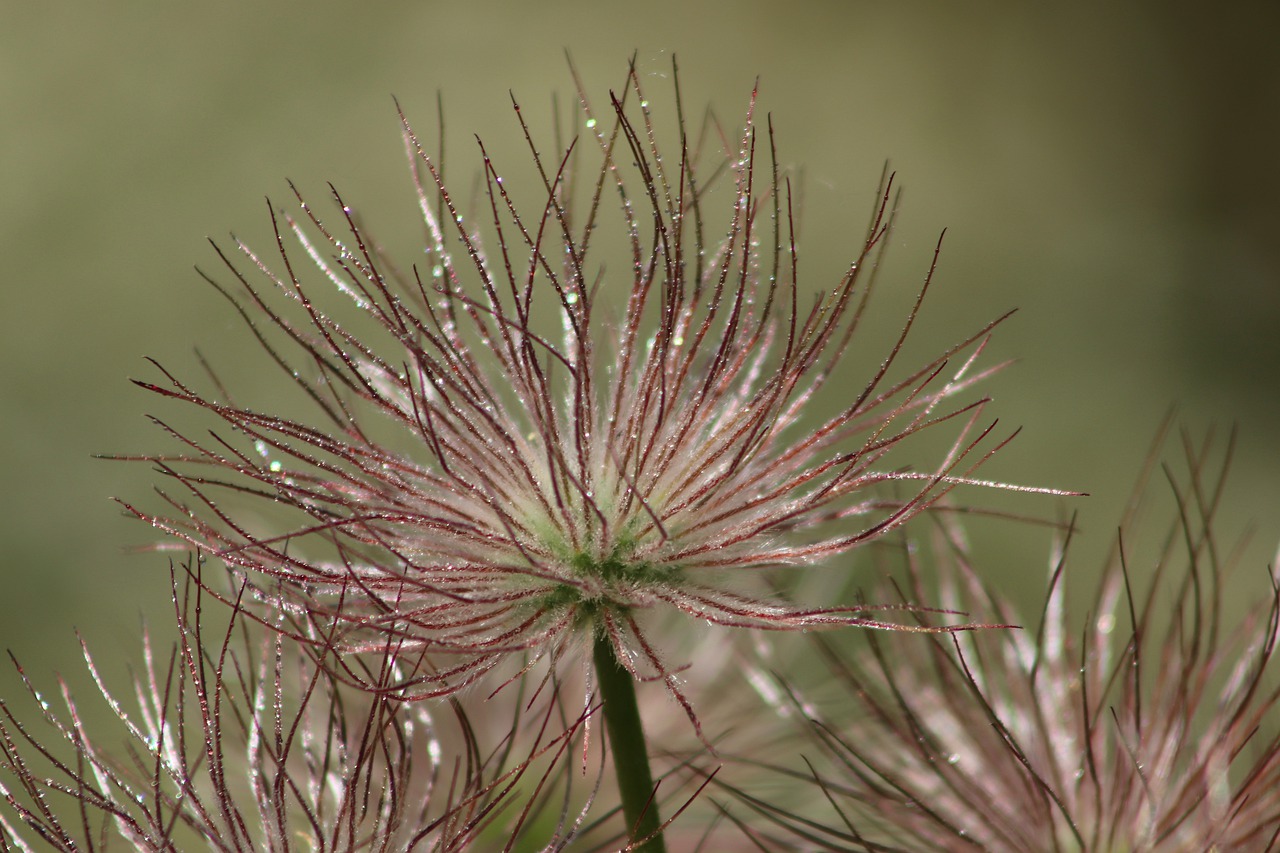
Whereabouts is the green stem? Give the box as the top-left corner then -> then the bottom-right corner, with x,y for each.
593,629 -> 666,852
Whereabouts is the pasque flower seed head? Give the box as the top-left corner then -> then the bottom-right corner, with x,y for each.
117,64 -> 1061,734
738,426 -> 1280,851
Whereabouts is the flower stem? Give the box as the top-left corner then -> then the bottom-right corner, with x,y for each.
593,630 -> 666,852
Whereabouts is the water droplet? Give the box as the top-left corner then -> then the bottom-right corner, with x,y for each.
947,753 -> 960,765
565,292 -> 579,305
585,118 -> 597,129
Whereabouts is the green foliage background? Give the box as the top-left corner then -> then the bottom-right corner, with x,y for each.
3,0 -> 1277,730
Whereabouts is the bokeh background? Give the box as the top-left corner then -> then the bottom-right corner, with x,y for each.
3,1 -> 1278,716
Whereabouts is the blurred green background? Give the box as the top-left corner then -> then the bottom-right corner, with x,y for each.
3,0 -> 1278,702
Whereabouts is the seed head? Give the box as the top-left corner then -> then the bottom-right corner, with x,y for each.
739,426 -> 1280,850
117,63 -> 1048,732
0,559 -> 596,851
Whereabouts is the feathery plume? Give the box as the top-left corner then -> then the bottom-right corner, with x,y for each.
0,558 -> 598,851
116,61 -> 1047,727
731,425 -> 1280,851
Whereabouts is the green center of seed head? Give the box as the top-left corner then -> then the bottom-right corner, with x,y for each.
571,545 -> 656,582
534,536 -> 685,627
572,538 -> 684,591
